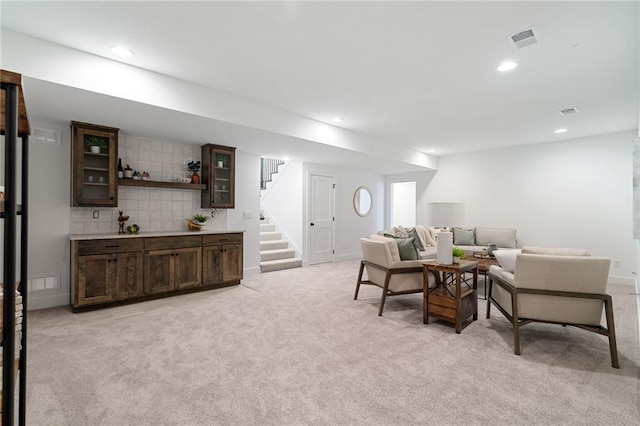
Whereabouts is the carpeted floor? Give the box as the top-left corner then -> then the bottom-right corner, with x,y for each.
26,259 -> 639,425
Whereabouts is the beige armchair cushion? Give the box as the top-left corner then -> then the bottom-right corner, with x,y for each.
492,253 -> 610,326
521,246 -> 591,256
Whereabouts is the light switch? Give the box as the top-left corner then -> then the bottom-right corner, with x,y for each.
243,210 -> 252,219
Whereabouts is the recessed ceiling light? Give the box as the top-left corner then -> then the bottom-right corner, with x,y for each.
497,61 -> 518,72
331,117 -> 343,123
111,45 -> 134,58
554,128 -> 568,134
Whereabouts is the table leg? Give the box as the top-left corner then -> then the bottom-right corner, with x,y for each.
455,271 -> 462,334
473,267 -> 478,321
423,267 -> 429,324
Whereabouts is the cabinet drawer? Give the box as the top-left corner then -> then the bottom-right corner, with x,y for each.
428,293 -> 456,309
145,235 -> 202,251
428,304 -> 457,321
203,233 -> 243,246
77,238 -> 143,255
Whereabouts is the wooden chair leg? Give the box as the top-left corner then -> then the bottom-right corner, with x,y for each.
354,261 -> 365,300
486,277 -> 493,319
604,295 -> 620,368
511,292 -> 521,355
378,272 -> 392,316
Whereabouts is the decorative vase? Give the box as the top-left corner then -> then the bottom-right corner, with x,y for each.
217,160 -> 224,168
453,256 -> 460,264
90,146 -> 100,153
191,171 -> 200,184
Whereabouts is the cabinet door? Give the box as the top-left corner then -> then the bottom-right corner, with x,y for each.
201,144 -> 235,208
77,254 -> 114,306
145,249 -> 175,294
173,247 -> 202,290
72,121 -> 118,207
113,252 -> 144,300
222,243 -> 243,282
202,245 -> 224,285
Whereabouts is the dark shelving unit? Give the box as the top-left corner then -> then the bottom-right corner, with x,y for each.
1,69 -> 29,425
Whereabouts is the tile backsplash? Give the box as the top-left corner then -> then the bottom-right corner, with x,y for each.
70,134 -> 226,234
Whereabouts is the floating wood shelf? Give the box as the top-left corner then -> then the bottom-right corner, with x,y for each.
118,179 -> 206,191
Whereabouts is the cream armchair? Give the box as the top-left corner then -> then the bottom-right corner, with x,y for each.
355,235 -> 435,316
487,247 -> 619,368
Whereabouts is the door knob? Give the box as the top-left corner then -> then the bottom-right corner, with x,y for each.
310,223 -> 315,226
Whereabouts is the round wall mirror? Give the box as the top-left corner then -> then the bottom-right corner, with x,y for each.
353,186 -> 372,217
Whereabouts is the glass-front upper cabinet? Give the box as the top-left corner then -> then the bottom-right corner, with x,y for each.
71,121 -> 118,207
201,144 -> 235,209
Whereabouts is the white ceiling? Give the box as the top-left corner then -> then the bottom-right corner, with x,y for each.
1,1 -> 638,173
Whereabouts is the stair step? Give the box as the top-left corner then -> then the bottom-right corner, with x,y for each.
260,231 -> 282,241
260,240 -> 288,250
260,248 -> 296,262
260,223 -> 276,232
260,258 -> 303,273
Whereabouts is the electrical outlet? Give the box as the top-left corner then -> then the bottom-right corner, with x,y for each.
92,210 -> 99,219
613,260 -> 620,268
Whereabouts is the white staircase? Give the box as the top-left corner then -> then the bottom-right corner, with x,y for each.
259,217 -> 302,272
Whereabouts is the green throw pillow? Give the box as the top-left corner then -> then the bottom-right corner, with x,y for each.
406,227 -> 424,251
453,227 -> 475,245
395,237 -> 419,260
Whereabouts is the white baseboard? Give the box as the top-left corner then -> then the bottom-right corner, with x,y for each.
28,292 -> 69,311
243,266 -> 261,277
608,275 -> 635,286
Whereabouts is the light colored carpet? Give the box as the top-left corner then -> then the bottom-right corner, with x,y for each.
26,259 -> 639,425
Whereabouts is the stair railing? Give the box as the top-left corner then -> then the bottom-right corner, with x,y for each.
260,157 -> 285,190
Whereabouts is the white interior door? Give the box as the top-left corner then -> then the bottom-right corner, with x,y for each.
308,174 -> 334,265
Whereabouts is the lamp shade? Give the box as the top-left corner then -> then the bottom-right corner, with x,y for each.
427,202 -> 465,228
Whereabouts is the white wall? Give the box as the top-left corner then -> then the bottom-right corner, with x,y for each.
421,131 -> 637,284
261,161 -> 304,254
303,163 -> 385,262
225,150 -> 261,276
27,119 -> 72,309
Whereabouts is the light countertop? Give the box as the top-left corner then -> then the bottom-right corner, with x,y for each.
68,229 -> 245,241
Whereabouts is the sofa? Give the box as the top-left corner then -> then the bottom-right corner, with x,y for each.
377,225 -> 518,260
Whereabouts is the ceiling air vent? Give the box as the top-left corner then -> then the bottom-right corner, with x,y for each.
33,127 -> 61,145
558,107 -> 580,116
507,26 -> 539,49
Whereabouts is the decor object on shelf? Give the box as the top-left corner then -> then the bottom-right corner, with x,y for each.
188,160 -> 201,184
85,135 -> 107,153
452,246 -> 466,263
117,158 -> 124,178
436,231 -> 453,264
117,210 -> 129,234
127,224 -> 140,234
124,164 -> 133,178
186,219 -> 203,231
191,214 -> 208,226
216,154 -> 226,167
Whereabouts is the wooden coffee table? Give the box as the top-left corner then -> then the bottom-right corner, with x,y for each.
470,253 -> 499,299
422,260 -> 478,333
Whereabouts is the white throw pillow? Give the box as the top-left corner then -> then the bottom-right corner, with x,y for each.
493,249 -> 521,273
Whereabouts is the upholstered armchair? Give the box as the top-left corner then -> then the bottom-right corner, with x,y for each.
355,235 -> 435,316
487,247 -> 619,368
